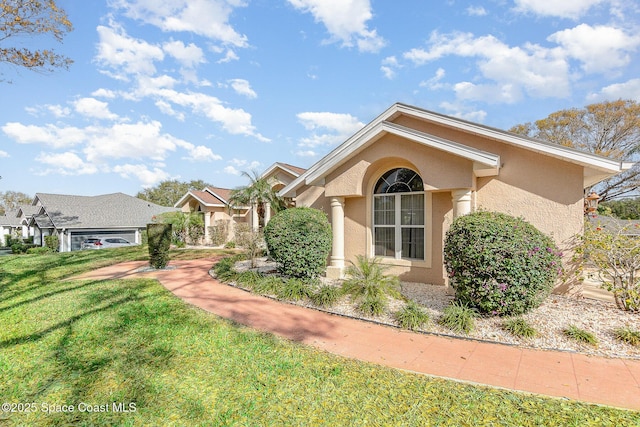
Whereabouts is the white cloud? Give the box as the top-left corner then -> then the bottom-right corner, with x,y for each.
25,104 -> 71,118
295,150 -> 317,157
381,56 -> 401,79
587,78 -> 640,101
179,143 -> 222,162
287,0 -> 386,53
2,123 -> 85,148
95,22 -> 164,78
296,111 -> 364,147
224,165 -> 241,175
217,49 -> 239,63
112,163 -> 171,188
513,0 -> 606,18
403,31 -> 571,102
548,24 -> 640,74
111,0 -> 249,47
145,88 -> 269,141
83,121 -> 181,162
439,102 -> 487,123
73,97 -> 119,120
35,152 -> 98,175
91,88 -> 117,99
420,68 -> 447,90
466,6 -> 487,16
163,40 -> 206,68
228,79 -> 257,98
0,150 -> 9,158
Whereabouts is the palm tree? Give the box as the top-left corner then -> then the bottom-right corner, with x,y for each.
229,170 -> 286,229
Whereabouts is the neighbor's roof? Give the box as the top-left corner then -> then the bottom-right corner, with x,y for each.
280,103 -> 631,197
32,192 -> 176,229
261,162 -> 307,179
0,210 -> 22,227
173,186 -> 232,208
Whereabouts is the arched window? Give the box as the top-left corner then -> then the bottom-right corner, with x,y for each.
373,168 -> 425,260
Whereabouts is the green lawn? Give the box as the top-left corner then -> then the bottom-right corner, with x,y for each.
0,248 -> 638,426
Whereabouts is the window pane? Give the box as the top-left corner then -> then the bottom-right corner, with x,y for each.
374,227 -> 395,257
402,228 -> 424,260
401,194 -> 424,225
374,168 -> 424,194
374,196 -> 395,225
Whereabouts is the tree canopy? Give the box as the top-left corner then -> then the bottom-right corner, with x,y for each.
0,0 -> 73,78
136,179 -> 214,207
0,190 -> 32,215
509,100 -> 640,202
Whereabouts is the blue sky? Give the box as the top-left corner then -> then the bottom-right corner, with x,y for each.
1,0 -> 639,198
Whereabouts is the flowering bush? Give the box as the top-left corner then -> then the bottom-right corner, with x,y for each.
580,221 -> 640,312
444,211 -> 562,316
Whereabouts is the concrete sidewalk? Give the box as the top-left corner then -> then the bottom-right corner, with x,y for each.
76,257 -> 640,411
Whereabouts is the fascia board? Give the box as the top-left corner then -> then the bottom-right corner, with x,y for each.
395,104 -> 623,173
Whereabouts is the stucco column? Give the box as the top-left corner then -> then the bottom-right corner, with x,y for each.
326,197 -> 345,279
204,212 -> 211,244
251,202 -> 259,232
263,202 -> 271,227
452,189 -> 473,218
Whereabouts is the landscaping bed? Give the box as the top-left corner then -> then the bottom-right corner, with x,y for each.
225,257 -> 640,360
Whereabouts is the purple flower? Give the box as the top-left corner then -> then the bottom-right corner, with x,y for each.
498,283 -> 508,291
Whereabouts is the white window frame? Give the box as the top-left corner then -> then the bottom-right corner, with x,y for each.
373,192 -> 425,261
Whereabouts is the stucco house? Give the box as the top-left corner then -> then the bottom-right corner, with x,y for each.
278,103 -> 631,290
0,205 -> 38,243
27,192 -> 175,251
174,162 -> 306,244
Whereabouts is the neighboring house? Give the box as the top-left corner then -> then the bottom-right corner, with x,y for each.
278,103 -> 631,291
0,206 -> 38,242
27,193 -> 176,252
174,162 -> 306,244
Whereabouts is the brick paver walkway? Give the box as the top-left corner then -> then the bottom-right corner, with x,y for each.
76,258 -> 640,411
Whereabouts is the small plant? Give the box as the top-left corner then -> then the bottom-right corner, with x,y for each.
563,325 -> 598,346
252,276 -> 283,295
276,278 -> 312,301
357,294 -> 386,316
614,327 -> 640,347
235,271 -> 262,289
439,301 -> 476,334
212,255 -> 243,282
502,317 -> 537,338
310,284 -> 342,308
395,301 -> 430,331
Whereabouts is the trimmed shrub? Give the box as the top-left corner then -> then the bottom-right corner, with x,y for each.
264,207 -> 332,279
27,246 -> 53,255
147,223 -> 172,269
444,211 -> 562,316
44,235 -> 59,252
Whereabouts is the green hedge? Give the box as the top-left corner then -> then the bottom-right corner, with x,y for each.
147,223 -> 172,269
444,211 -> 562,316
264,207 -> 332,279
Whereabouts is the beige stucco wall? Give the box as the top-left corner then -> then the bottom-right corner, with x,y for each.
293,115 -> 586,290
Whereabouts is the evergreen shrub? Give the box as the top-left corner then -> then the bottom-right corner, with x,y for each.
147,223 -> 172,269
264,207 -> 332,279
444,211 -> 562,316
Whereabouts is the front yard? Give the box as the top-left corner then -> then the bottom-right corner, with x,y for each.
1,248 -> 638,426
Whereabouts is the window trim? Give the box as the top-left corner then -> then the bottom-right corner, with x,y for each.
367,167 -> 432,268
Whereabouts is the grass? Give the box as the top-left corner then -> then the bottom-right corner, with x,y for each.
394,301 -> 430,330
439,301 -> 477,334
0,248 -> 638,426
502,318 -> 538,338
614,327 -> 640,347
563,325 -> 599,346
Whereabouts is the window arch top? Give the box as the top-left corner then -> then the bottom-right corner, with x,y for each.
374,168 -> 423,194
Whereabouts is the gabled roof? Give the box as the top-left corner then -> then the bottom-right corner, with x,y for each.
33,192 -> 176,229
261,162 -> 306,179
173,186 -> 231,208
280,103 -> 630,197
0,211 -> 22,227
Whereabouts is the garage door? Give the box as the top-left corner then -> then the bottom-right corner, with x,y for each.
71,230 -> 136,251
